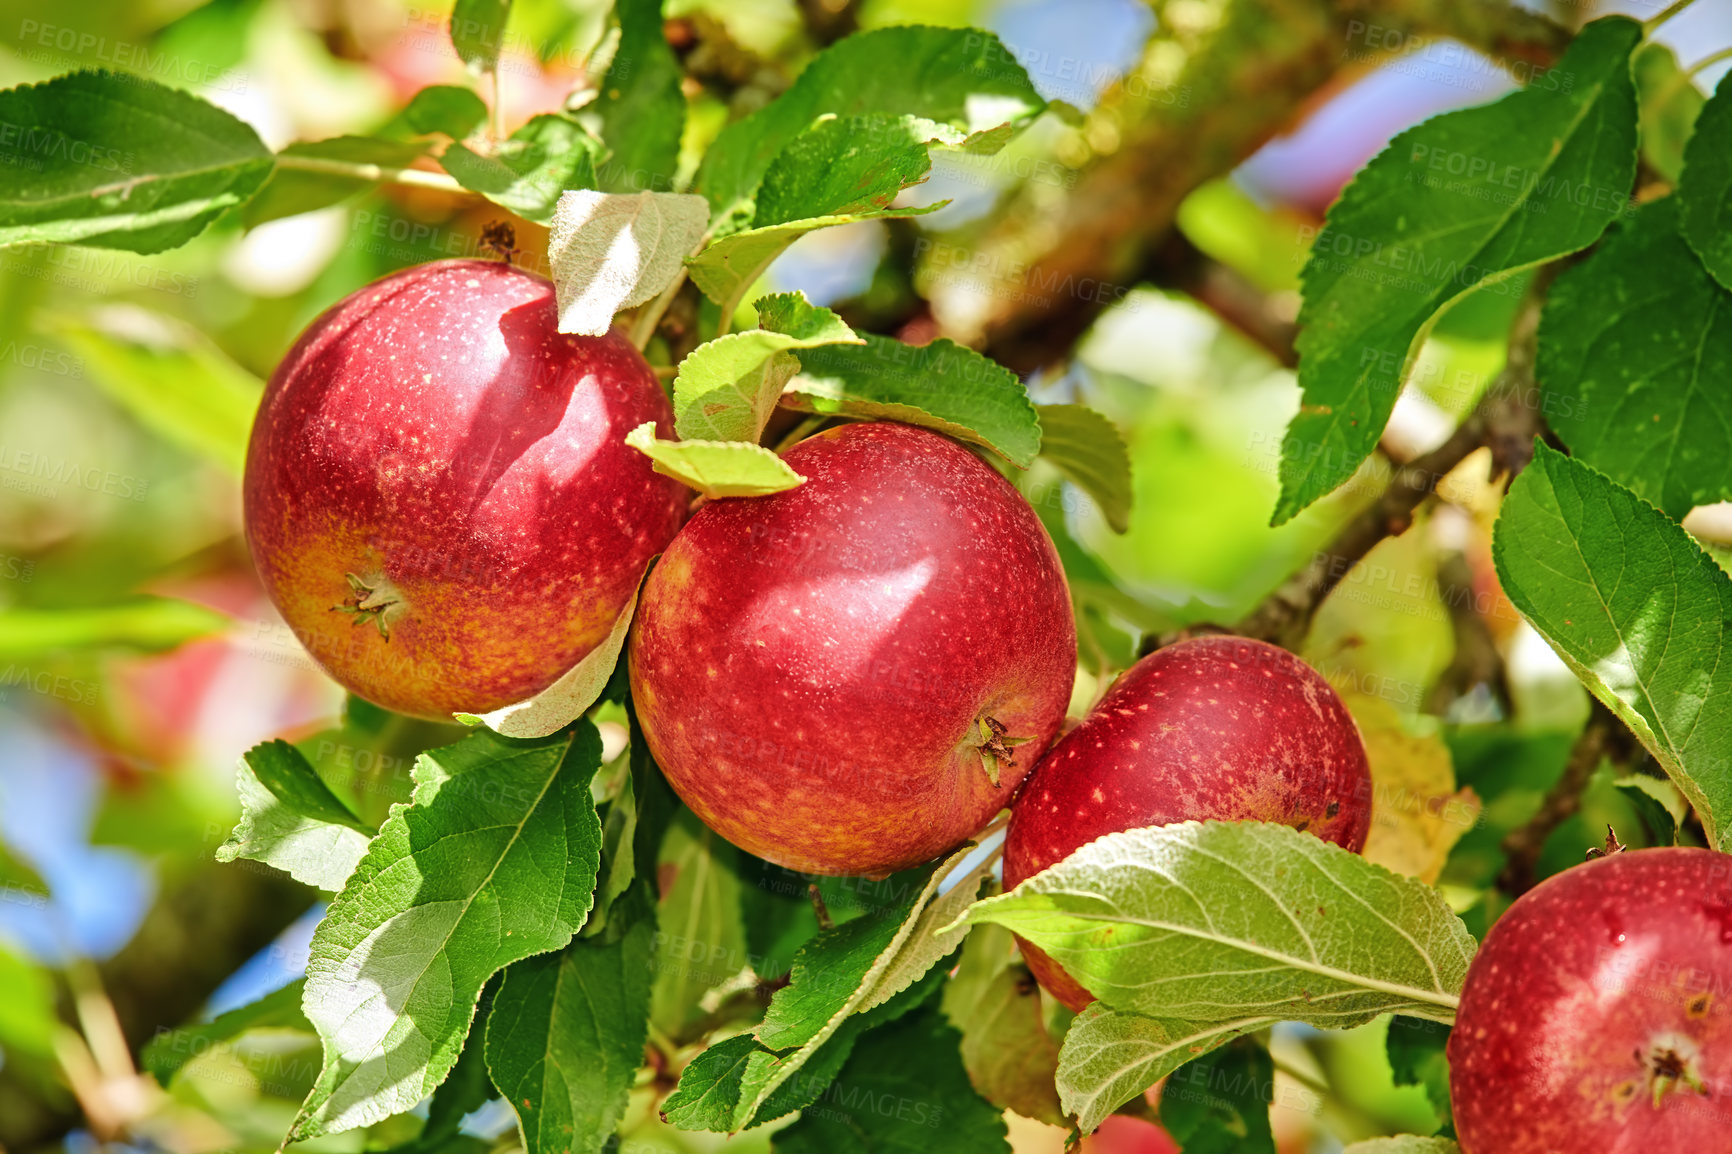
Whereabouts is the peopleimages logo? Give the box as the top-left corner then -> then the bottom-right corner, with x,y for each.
16,20 -> 250,94
0,444 -> 149,502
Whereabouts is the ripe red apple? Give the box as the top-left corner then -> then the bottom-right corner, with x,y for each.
629,421 -> 1075,877
1004,636 -> 1373,1010
1083,1115 -> 1180,1154
244,258 -> 686,719
1449,847 -> 1732,1151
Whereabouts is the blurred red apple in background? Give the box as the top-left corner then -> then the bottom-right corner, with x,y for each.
1005,636 -> 1373,1009
244,258 -> 685,719
630,422 -> 1075,877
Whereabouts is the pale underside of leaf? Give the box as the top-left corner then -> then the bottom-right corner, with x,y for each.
1057,1004 -> 1274,1133
456,560 -> 647,738
549,190 -> 709,336
953,823 -> 1472,1025
624,421 -> 803,498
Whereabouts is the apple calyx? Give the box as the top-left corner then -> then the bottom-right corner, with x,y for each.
481,220 -> 519,264
1644,1035 -> 1710,1110
974,715 -> 1029,788
334,571 -> 406,639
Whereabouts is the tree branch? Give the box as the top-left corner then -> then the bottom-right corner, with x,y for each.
964,0 -> 1568,369
1498,700 -> 1628,894
1232,267 -> 1551,651
0,863 -> 315,1151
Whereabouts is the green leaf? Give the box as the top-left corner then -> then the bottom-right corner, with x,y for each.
383,976 -> 500,1154
784,336 -> 1041,466
664,842 -> 992,1131
1681,71 -> 1732,293
1056,1005 -> 1270,1133
1273,16 -> 1641,524
650,809 -> 748,1042
1386,1015 -> 1453,1132
0,598 -> 228,657
1341,1140 -> 1460,1154
451,0 -> 511,73
0,71 -> 273,253
770,1006 -> 1010,1154
684,114 -> 942,319
939,922 -> 1064,1126
1036,404 -> 1132,533
582,757 -> 640,941
1615,774 -> 1683,846
1492,442 -> 1732,850
672,292 -> 861,442
625,421 -> 803,498
953,821 -> 1473,1024
0,945 -> 59,1059
592,0 -> 684,194
663,958 -> 950,1133
245,136 -> 430,228
405,85 -> 489,139
1159,1036 -> 1275,1154
216,740 -> 374,892
548,189 -> 709,335
48,305 -> 262,474
686,207 -> 937,322
693,25 -> 1045,227
441,114 -> 599,225
754,115 -> 932,227
487,907 -> 654,1154
142,979 -> 311,1085
1540,197 -> 1732,518
457,561 -> 647,738
1634,43 -> 1705,183
289,724 -> 605,1138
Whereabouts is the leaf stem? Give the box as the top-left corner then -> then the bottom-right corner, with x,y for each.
1686,44 -> 1732,78
1646,0 -> 1700,34
275,152 -> 467,194
629,267 -> 689,351
771,414 -> 826,453
490,66 -> 507,145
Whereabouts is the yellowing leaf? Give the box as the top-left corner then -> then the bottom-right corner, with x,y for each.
1343,691 -> 1479,885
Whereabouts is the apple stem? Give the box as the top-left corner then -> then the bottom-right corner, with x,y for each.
807,884 -> 834,931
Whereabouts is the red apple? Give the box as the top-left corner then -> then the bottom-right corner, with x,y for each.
244,258 -> 686,719
1449,847 -> 1732,1152
1083,1115 -> 1181,1154
1004,636 -> 1373,1010
629,421 -> 1075,877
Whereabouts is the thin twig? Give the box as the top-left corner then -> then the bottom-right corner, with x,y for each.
1498,701 -> 1621,894
1686,44 -> 1732,79
275,152 -> 467,194
1423,548 -> 1513,718
1647,0 -> 1700,34
490,67 -> 507,145
1232,268 -> 1553,651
